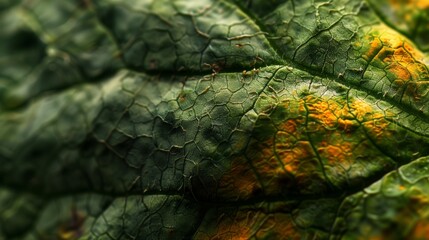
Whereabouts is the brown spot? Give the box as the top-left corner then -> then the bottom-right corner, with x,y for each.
178,92 -> 186,102
149,59 -> 159,70
57,205 -> 85,240
203,61 -> 225,74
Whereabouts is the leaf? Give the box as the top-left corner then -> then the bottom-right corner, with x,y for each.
1,0 -> 429,239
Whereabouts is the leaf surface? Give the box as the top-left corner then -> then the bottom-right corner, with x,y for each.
1,0 -> 429,239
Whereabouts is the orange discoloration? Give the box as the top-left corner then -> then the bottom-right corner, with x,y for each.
363,37 -> 383,61
304,96 -> 373,132
363,26 -> 429,100
275,140 -> 314,174
349,99 -> 375,120
282,119 -> 298,133
388,0 -> 429,32
410,220 -> 429,239
323,145 -> 344,159
218,157 -> 261,200
203,211 -> 258,240
284,164 -> 294,173
199,211 -> 302,240
58,205 -> 85,240
219,94 -> 393,199
416,0 -> 429,8
390,0 -> 429,10
318,142 -> 354,166
363,118 -> 390,139
388,63 -> 411,80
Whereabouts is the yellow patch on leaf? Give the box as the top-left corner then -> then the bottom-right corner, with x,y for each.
219,94 -> 393,199
318,142 -> 353,166
363,26 -> 429,100
305,95 -> 362,131
390,0 -> 429,10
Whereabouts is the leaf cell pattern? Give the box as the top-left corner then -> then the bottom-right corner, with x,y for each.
1,0 -> 429,239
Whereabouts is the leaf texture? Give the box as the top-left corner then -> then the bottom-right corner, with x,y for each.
1,0 -> 429,239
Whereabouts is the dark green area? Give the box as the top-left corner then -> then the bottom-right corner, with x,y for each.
1,0 -> 429,239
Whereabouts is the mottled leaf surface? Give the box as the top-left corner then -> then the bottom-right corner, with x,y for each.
1,0 -> 429,239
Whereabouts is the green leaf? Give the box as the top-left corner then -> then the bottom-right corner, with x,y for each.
1,0 -> 429,239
